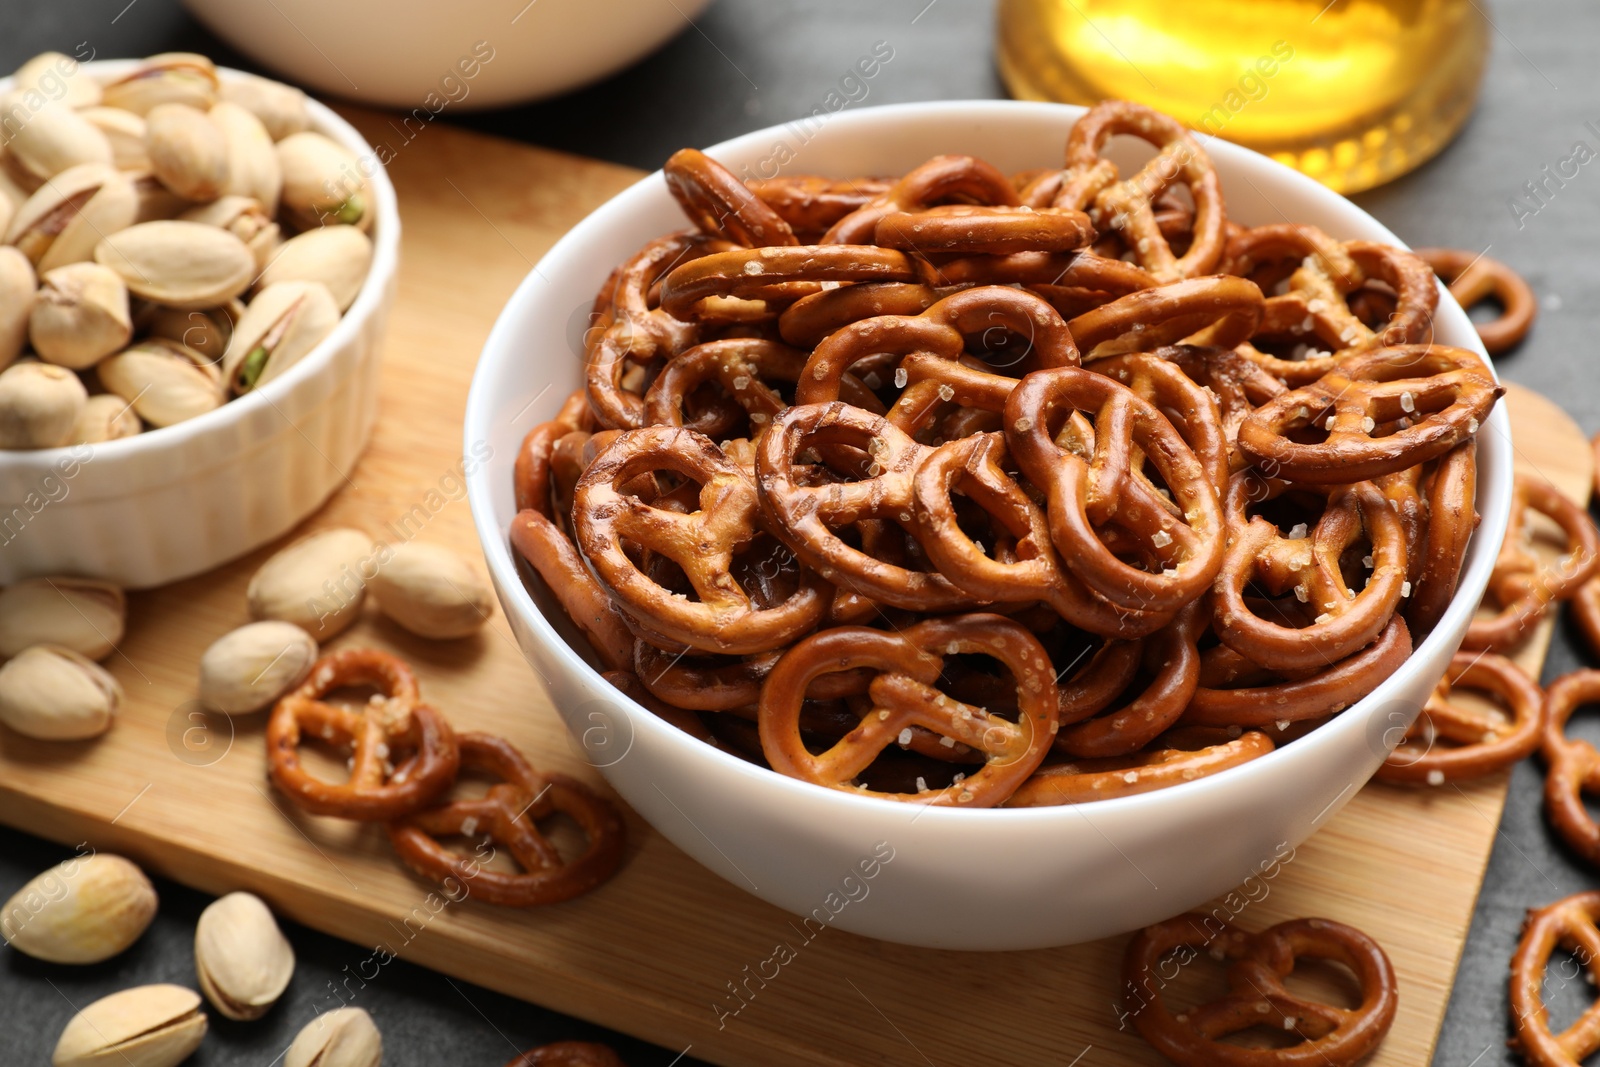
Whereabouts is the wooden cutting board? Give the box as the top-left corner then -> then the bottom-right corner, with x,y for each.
0,109 -> 1587,1067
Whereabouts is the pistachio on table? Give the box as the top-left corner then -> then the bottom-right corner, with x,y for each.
247,527 -> 376,639
1,101 -> 114,190
97,336 -> 224,428
180,194 -> 280,269
194,891 -> 295,1020
94,219 -> 255,309
5,163 -> 138,272
199,620 -> 317,713
80,106 -> 150,171
277,131 -> 372,231
144,102 -> 229,202
220,72 -> 311,142
69,393 -> 141,444
0,645 -> 120,740
285,1006 -> 382,1067
0,361 -> 87,449
0,575 -> 127,659
223,280 -> 340,394
370,541 -> 495,639
52,984 -> 207,1067
100,52 -> 220,115
259,224 -> 372,311
0,246 -> 36,371
211,101 -> 282,214
30,262 -> 133,369
0,853 -> 157,964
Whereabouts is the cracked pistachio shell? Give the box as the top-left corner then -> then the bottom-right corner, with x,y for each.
95,219 -> 254,309
220,74 -> 310,142
68,393 -> 141,444
5,163 -> 138,272
0,575 -> 126,659
30,262 -> 132,369
52,984 -> 206,1067
198,620 -> 316,714
97,336 -> 223,428
0,361 -> 86,448
223,280 -> 339,395
0,246 -> 35,371
79,107 -> 149,171
144,102 -> 228,202
180,194 -> 279,270
247,527 -> 375,639
285,1006 -> 381,1067
370,542 -> 494,639
1,854 -> 156,964
100,53 -> 219,115
1,100 -> 113,189
0,645 -> 120,740
259,224 -> 370,311
140,299 -> 240,364
194,891 -> 295,1020
11,52 -> 103,110
211,102 -> 282,215
277,132 -> 372,232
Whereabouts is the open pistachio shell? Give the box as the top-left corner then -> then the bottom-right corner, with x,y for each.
68,393 -> 141,444
258,224 -> 370,311
5,163 -> 138,272
139,299 -> 240,364
0,361 -> 86,448
1,100 -> 113,189
222,280 -> 339,394
30,261 -> 132,370
52,983 -> 205,1067
211,102 -> 281,215
180,194 -> 279,270
0,247 -> 35,372
144,103 -> 228,202
97,336 -> 223,427
94,220 -> 254,310
276,131 -> 372,232
79,107 -> 150,171
11,52 -> 103,110
99,52 -> 219,115
219,73 -> 310,142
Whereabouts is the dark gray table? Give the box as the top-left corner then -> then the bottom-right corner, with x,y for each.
1,2 -> 1593,1064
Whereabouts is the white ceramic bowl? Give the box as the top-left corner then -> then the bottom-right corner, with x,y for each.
0,61 -> 399,589
182,0 -> 713,110
466,101 -> 1513,950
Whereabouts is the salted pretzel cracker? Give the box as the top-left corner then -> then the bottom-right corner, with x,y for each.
1541,670 -> 1600,867
822,153 -> 1019,245
747,174 -> 894,236
267,649 -> 460,821
1092,351 -> 1231,495
1053,100 -> 1227,281
777,281 -> 939,349
1123,913 -> 1399,1067
664,148 -> 797,248
513,389 -> 594,516
511,509 -> 635,672
1510,891 -> 1600,1067
758,614 -> 1059,806
389,733 -> 625,907
1377,649 -> 1542,784
875,203 -> 1095,256
658,243 -> 924,320
1405,441 -> 1478,636
1005,365 -> 1226,614
573,426 -> 828,654
1463,474 -> 1599,652
1417,247 -> 1536,355
504,1043 -> 627,1067
1008,727 -> 1273,806
1238,343 -> 1502,484
1066,275 -> 1265,362
1153,343 -> 1288,473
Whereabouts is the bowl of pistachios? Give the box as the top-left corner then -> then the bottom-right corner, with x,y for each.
0,52 -> 399,587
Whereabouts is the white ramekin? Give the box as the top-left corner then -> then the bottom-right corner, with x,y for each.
465,100 -> 1512,950
0,61 -> 400,589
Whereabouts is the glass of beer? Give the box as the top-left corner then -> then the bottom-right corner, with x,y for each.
996,0 -> 1489,193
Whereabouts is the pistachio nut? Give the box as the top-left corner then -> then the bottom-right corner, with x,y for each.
100,53 -> 220,115
259,225 -> 371,311
11,52 -> 103,110
1,854 -> 156,964
247,527 -> 376,639
79,107 -> 149,171
30,262 -> 133,369
211,101 -> 282,215
0,246 -> 35,371
52,984 -> 207,1067
1,101 -> 114,189
5,162 -> 138,271
68,393 -> 141,444
194,891 -> 295,1020
0,645 -> 120,740
127,170 -> 188,223
198,620 -> 317,714
94,219 -> 254,309
179,194 -> 279,270
98,337 -> 223,428
143,102 -> 228,202
140,300 -> 239,364
222,280 -> 339,395
370,542 -> 495,639
0,575 -> 127,659
277,131 -> 372,232
285,1006 -> 382,1067
220,73 -> 311,142
0,361 -> 86,448
0,189 -> 13,244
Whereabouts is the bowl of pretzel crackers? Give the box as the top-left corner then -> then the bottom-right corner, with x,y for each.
465,99 -> 1513,949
